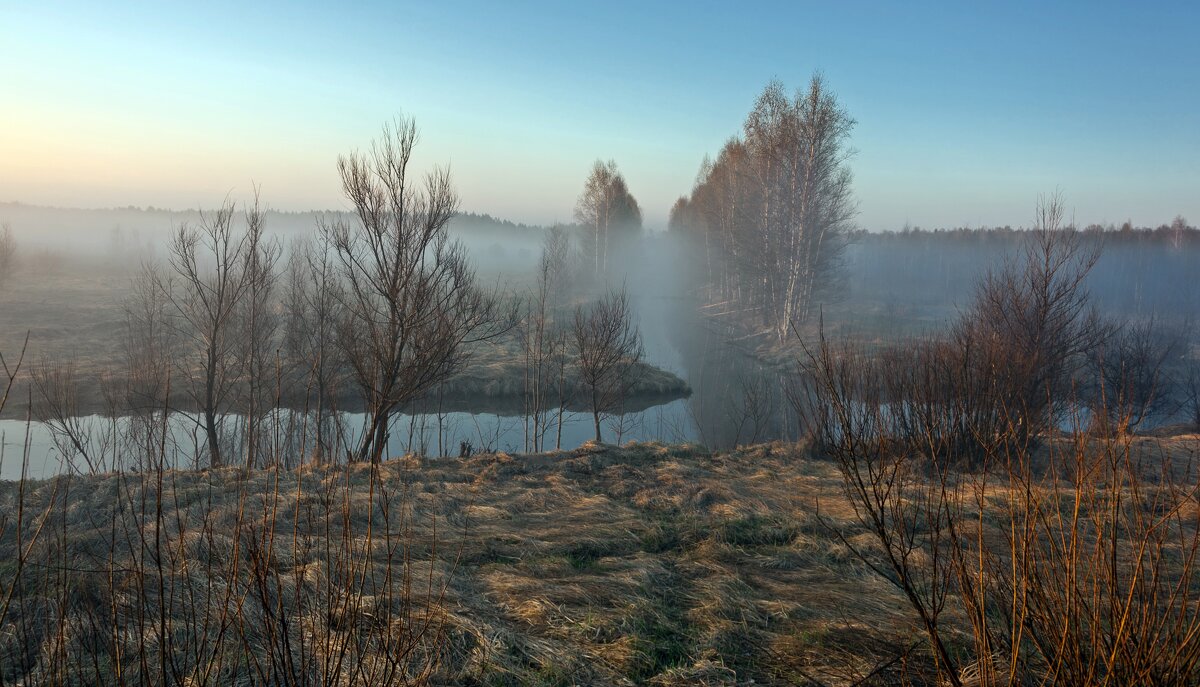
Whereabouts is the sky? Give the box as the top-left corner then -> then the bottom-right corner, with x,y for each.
2,1 -> 1198,231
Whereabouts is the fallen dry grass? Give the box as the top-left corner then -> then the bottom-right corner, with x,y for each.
1,435 -> 1196,685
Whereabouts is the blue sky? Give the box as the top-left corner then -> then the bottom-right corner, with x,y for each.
2,1 -> 1197,230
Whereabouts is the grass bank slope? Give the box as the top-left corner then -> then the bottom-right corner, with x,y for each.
6,437 -> 1194,685
0,443 -> 916,685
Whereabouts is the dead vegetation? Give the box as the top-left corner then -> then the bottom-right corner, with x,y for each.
0,440 -> 948,685
794,198 -> 1200,685
2,417 -> 1198,685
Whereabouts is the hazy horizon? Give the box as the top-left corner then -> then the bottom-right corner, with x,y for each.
3,2 -> 1198,231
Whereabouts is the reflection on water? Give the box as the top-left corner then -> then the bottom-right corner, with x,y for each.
0,401 -> 702,480
662,315 -> 800,450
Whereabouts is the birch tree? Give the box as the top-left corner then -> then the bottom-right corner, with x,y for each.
574,160 -> 642,277
671,75 -> 856,340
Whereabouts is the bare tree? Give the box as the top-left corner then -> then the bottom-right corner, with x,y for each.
121,267 -> 175,414
521,226 -> 574,452
234,205 -> 281,468
102,266 -> 181,473
158,195 -> 270,468
540,225 -> 573,310
1087,315 -> 1187,432
325,116 -> 510,463
762,76 -> 857,335
672,75 -> 856,339
573,287 -> 644,443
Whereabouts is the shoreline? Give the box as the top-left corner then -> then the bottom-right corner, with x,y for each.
0,360 -> 692,421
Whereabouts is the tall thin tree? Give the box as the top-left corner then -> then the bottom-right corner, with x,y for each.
158,195 -> 268,468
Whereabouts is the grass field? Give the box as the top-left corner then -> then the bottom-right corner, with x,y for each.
2,432 -> 1196,685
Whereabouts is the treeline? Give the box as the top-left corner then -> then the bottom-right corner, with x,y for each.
0,202 -> 546,228
857,215 -> 1198,245
845,222 -> 1200,317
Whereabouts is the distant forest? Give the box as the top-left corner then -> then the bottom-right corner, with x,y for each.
845,220 -> 1199,317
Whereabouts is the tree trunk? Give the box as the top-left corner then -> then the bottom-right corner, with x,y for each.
205,361 -> 222,468
359,408 -> 390,463
371,411 -> 389,463
205,407 -> 221,469
314,381 -> 326,465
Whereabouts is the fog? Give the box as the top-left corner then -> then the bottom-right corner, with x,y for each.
3,200 -> 1196,479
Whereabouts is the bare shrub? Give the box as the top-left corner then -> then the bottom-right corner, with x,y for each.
1087,315 -> 1188,432
0,457 -> 456,684
0,333 -> 26,416
0,335 -> 63,683
798,333 -> 966,680
31,357 -> 112,473
805,329 -> 1200,684
1186,360 -> 1200,429
798,327 -> 1015,471
799,194 -> 1200,685
954,192 -> 1108,449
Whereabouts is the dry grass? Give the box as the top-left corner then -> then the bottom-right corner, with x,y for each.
1,435 -> 1195,685
0,441 -> 927,685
